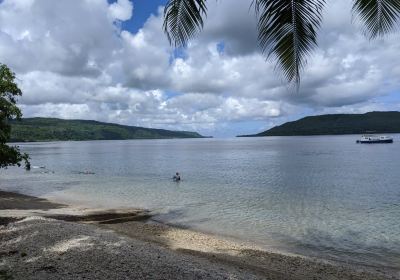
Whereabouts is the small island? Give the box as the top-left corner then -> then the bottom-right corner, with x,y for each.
238,111 -> 400,137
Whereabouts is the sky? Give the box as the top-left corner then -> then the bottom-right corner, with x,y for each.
0,0 -> 399,137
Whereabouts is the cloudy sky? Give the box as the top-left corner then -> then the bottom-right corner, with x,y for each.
0,0 -> 399,137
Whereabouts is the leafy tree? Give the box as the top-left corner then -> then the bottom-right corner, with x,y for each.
0,63 -> 29,169
163,0 -> 400,85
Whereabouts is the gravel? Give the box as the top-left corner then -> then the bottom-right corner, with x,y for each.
0,217 -> 267,280
1,217 -> 397,280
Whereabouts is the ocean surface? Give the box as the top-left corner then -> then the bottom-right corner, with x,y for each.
1,136 -> 400,269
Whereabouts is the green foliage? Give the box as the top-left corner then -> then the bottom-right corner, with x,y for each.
255,0 -> 325,85
0,63 -> 29,169
163,0 -> 207,47
353,0 -> 400,39
9,118 -> 205,142
239,111 -> 400,137
163,0 -> 400,86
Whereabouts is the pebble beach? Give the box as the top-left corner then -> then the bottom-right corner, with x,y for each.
1,190 -> 398,280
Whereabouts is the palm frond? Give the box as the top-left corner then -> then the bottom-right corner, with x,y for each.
353,0 -> 400,39
163,0 -> 208,47
254,0 -> 325,85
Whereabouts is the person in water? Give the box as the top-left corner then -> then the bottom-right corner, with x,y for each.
173,172 -> 181,181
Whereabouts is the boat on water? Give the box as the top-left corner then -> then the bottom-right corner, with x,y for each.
356,135 -> 393,144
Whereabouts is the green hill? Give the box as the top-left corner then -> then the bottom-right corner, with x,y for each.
238,111 -> 400,137
9,118 -> 206,142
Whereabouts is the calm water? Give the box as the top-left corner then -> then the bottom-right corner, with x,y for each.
1,136 -> 400,269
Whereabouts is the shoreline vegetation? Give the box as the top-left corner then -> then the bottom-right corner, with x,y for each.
1,190 -> 397,280
8,118 -> 209,142
238,111 -> 400,137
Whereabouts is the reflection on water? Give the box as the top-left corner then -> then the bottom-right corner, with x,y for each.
1,136 -> 400,268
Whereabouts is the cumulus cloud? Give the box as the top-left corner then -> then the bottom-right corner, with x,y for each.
0,0 -> 399,136
109,0 -> 133,21
0,0 -> 120,77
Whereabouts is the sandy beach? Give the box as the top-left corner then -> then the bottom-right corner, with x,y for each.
0,190 -> 398,280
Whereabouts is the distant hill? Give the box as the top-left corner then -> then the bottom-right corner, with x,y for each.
238,111 -> 400,137
9,118 -> 206,142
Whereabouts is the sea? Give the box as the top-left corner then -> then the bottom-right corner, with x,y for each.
1,135 -> 399,269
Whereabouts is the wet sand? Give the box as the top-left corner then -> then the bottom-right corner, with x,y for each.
0,190 -> 66,211
0,190 -> 398,280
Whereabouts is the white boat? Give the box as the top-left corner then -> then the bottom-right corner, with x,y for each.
356,135 -> 393,144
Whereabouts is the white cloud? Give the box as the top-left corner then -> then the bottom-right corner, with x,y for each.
109,0 -> 133,21
0,0 -> 399,136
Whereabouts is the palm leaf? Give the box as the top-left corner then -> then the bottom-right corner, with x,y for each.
254,0 -> 325,85
163,0 -> 208,47
353,0 -> 400,39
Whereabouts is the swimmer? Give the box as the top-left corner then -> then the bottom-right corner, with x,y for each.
173,172 -> 181,181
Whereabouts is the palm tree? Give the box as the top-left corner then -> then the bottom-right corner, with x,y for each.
163,0 -> 400,86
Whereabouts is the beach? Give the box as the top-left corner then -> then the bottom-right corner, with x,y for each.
1,190 -> 398,280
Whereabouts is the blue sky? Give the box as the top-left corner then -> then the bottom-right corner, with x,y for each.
0,0 -> 399,137
113,0 -> 167,33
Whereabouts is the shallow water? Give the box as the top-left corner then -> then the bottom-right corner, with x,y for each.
1,136 -> 400,268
